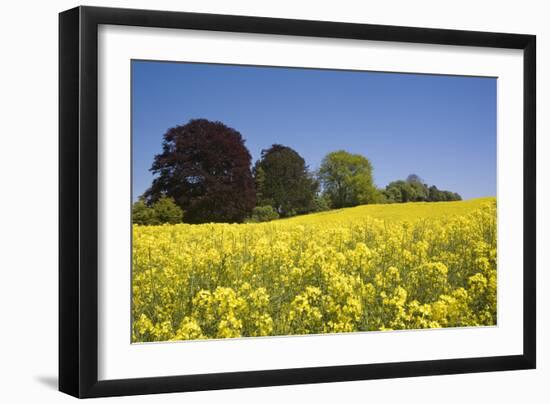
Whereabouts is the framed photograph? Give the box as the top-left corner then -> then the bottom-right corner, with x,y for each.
59,6 -> 536,398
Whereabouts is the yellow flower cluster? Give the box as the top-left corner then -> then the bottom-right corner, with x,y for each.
132,197 -> 496,342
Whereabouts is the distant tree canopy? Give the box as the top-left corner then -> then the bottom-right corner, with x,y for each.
384,174 -> 461,203
132,196 -> 183,225
144,119 -> 256,223
384,180 -> 417,203
318,150 -> 379,209
406,174 -> 423,184
253,144 -> 318,217
136,119 -> 466,225
428,186 -> 462,202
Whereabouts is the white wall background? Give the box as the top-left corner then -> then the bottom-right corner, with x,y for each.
0,0 -> 546,402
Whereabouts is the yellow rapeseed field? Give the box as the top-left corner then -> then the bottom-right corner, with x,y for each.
132,197 -> 496,342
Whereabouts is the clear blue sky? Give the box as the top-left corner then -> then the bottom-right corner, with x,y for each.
132,60 -> 496,201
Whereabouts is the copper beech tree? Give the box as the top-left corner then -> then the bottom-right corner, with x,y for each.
144,119 -> 256,223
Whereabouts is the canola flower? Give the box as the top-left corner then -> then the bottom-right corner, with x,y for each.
132,197 -> 497,342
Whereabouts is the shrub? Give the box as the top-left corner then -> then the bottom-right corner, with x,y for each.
132,196 -> 184,225
310,195 -> 331,212
248,206 -> 280,223
152,196 -> 184,224
132,199 -> 155,225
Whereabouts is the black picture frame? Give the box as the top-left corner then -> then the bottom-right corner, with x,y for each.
59,5 -> 536,398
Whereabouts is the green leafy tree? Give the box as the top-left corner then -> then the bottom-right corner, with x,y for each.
372,188 -> 389,204
132,199 -> 155,225
246,205 -> 280,223
443,191 -> 462,201
406,174 -> 423,184
384,180 -> 462,203
310,194 -> 331,212
318,150 -> 378,208
428,185 -> 443,202
427,185 -> 462,202
254,144 -> 318,217
253,166 -> 270,206
406,174 -> 429,201
152,196 -> 184,224
384,180 -> 417,203
132,196 -> 183,225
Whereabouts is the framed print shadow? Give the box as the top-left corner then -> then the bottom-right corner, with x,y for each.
59,6 -> 536,398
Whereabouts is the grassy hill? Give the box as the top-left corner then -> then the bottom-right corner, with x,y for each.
277,197 -> 496,225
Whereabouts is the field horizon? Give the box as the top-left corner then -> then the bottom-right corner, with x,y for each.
133,197 -> 496,227
259,196 -> 495,225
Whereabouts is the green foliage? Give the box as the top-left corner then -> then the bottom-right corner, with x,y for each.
427,185 -> 462,202
384,180 -> 417,203
310,195 -> 331,212
132,196 -> 184,225
254,144 -> 318,217
153,196 -> 184,224
254,166 -> 268,206
318,151 -> 378,209
371,188 -> 388,204
406,174 -> 423,184
132,199 -> 156,225
406,174 -> 429,201
384,175 -> 461,203
247,205 -> 280,223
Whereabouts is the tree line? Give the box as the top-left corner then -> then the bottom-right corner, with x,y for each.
133,119 -> 461,225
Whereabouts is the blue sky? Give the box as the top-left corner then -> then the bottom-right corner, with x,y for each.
132,60 -> 496,201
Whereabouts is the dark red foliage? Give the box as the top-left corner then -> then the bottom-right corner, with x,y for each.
144,119 -> 256,223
